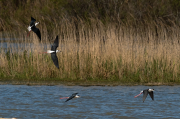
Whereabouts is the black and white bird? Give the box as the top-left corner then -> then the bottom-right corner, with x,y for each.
39,35 -> 60,69
27,17 -> 41,41
60,93 -> 80,102
48,35 -> 60,69
134,89 -> 154,102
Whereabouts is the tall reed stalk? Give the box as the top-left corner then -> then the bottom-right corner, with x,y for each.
0,18 -> 180,83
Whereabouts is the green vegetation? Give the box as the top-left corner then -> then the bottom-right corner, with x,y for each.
1,0 -> 180,85
1,0 -> 180,32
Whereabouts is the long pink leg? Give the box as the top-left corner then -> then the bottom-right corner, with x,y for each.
39,52 -> 48,54
27,31 -> 31,37
60,97 -> 69,99
134,92 -> 143,98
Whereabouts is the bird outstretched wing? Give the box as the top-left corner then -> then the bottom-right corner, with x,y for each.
65,93 -> 78,102
143,90 -> 148,102
51,53 -> 59,69
28,17 -> 41,41
50,35 -> 59,69
31,27 -> 41,41
30,17 -> 36,26
148,91 -> 154,100
51,36 -> 59,51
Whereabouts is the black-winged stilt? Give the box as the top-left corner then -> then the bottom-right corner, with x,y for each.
49,35 -> 60,69
60,93 -> 80,102
134,89 -> 154,102
27,17 -> 41,41
39,35 -> 60,69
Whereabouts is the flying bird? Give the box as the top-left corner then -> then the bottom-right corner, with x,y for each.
27,17 -> 41,41
60,93 -> 80,102
134,89 -> 154,102
50,35 -> 60,69
39,35 -> 60,69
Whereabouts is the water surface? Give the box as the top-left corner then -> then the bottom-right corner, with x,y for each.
0,85 -> 180,119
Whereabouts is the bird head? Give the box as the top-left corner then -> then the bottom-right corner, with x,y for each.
75,95 -> 80,98
148,89 -> 154,92
56,50 -> 61,53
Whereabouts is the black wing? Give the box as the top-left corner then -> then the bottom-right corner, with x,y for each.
50,35 -> 59,69
148,91 -> 154,101
65,95 -> 75,102
51,36 -> 59,51
72,93 -> 78,96
51,53 -> 59,69
65,93 -> 78,102
31,27 -> 41,41
30,17 -> 41,41
30,17 -> 36,26
31,26 -> 41,41
143,90 -> 148,102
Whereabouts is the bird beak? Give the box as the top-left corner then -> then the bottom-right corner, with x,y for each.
76,95 -> 80,98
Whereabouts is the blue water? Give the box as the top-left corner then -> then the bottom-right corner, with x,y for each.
0,85 -> 180,118
0,42 -> 50,52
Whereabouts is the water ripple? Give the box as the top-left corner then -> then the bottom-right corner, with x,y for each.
0,85 -> 180,118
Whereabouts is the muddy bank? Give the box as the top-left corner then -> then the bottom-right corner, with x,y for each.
0,79 -> 178,86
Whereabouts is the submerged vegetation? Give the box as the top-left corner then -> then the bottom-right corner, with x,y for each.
1,0 -> 180,84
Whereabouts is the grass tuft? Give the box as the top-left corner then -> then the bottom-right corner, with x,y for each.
1,0 -> 180,84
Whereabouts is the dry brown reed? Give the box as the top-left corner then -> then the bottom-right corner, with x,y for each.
1,18 -> 180,83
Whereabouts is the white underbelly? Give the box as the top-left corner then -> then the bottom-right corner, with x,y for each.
47,50 -> 55,53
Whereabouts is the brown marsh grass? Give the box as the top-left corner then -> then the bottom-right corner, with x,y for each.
0,18 -> 180,83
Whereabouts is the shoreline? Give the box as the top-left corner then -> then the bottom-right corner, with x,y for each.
0,80 -> 178,86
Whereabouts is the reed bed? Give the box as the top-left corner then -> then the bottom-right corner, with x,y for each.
1,18 -> 180,84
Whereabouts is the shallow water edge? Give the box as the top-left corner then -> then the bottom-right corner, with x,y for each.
0,79 -> 178,86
